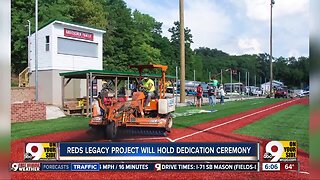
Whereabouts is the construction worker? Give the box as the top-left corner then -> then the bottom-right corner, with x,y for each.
141,77 -> 155,108
100,81 -> 109,104
165,80 -> 171,88
208,86 -> 216,106
196,84 -> 203,107
210,76 -> 219,87
219,84 -> 226,105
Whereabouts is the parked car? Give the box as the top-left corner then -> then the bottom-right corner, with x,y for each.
186,89 -> 197,96
298,86 -> 309,97
274,86 -> 288,98
166,86 -> 175,93
175,88 -> 197,96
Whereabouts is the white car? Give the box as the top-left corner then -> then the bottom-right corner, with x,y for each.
298,90 -> 309,97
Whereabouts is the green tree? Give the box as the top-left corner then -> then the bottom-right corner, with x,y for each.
11,0 -> 309,89
130,10 -> 162,65
67,0 -> 107,29
151,34 -> 175,75
101,0 -> 135,71
168,21 -> 195,80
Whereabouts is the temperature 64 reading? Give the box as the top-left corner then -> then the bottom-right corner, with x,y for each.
280,162 -> 299,172
285,164 -> 294,169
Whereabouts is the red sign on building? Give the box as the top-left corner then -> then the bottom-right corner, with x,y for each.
64,28 -> 94,41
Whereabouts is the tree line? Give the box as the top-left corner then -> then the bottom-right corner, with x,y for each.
12,0 -> 309,88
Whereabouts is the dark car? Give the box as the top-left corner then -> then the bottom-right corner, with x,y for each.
175,89 -> 197,96
274,86 -> 288,98
186,89 -> 197,96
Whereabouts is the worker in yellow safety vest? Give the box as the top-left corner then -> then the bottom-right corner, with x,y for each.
141,77 -> 155,108
165,81 -> 171,88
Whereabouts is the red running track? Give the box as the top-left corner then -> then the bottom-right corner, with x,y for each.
11,98 -> 309,179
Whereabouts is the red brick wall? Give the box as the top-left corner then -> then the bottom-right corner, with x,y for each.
11,87 -> 35,103
11,101 -> 46,123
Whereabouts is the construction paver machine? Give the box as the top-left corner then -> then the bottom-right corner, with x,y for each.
89,64 -> 175,139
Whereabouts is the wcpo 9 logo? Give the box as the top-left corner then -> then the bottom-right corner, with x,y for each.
263,141 -> 297,162
25,143 -> 57,161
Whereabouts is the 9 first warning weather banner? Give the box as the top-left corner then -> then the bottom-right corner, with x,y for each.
24,142 -> 259,161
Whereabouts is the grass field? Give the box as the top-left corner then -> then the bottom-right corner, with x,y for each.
235,104 -> 309,152
11,117 -> 89,140
11,98 -> 285,140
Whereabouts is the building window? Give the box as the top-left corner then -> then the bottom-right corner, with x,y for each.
45,36 -> 50,51
57,37 -> 98,58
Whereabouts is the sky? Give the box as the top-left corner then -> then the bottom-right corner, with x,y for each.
123,0 -> 309,58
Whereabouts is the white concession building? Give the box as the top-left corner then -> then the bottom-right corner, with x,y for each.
260,80 -> 284,93
28,19 -> 106,105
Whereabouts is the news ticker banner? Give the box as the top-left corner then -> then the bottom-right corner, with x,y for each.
24,142 -> 259,161
10,162 -> 260,172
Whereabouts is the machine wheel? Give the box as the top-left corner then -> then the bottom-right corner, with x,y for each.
165,115 -> 173,132
105,121 -> 117,139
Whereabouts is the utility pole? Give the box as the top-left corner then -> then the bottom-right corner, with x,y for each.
220,69 -> 223,84
239,72 -> 241,95
248,72 -> 250,86
248,72 -> 250,98
269,0 -> 275,96
26,20 -> 31,71
193,69 -> 195,105
193,70 -> 195,82
260,76 -> 262,87
35,0 -> 39,102
179,0 -> 186,103
230,69 -> 232,93
175,66 -> 178,106
246,72 -> 248,87
246,72 -> 248,95
255,75 -> 257,87
26,20 -> 31,37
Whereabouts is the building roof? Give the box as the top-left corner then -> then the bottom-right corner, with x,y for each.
261,80 -> 284,86
273,80 -> 284,85
35,19 -> 106,34
59,69 -> 175,80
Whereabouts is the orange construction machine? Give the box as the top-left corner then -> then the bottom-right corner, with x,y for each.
89,64 -> 175,139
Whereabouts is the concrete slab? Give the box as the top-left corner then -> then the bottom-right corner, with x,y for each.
46,105 -> 66,120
